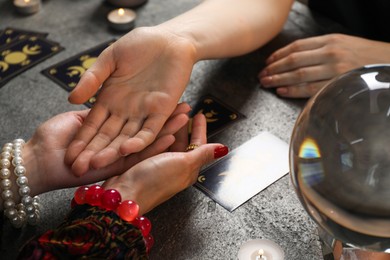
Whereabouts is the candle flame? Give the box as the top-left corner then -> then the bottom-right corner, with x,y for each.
118,8 -> 124,16
24,0 -> 31,3
255,249 -> 267,260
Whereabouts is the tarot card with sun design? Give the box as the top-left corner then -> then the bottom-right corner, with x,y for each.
188,94 -> 245,138
41,39 -> 116,108
0,36 -> 63,87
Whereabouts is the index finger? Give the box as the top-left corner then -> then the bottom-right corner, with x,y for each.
266,36 -> 327,64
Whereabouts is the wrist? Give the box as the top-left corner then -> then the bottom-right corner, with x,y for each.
102,174 -> 146,214
23,140 -> 44,197
0,140 -> 40,210
153,24 -> 199,62
136,25 -> 198,64
0,139 -> 41,227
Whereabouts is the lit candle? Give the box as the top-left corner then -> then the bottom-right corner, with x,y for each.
13,0 -> 41,15
238,239 -> 285,260
107,8 -> 136,31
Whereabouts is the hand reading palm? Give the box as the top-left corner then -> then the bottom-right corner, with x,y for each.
65,27 -> 196,176
28,103 -> 191,195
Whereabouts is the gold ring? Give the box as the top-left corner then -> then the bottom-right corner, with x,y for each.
185,143 -> 199,152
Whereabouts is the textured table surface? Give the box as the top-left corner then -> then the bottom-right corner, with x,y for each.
0,1 -> 345,259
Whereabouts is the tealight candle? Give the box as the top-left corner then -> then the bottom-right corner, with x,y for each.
238,239 -> 285,260
107,8 -> 136,31
13,0 -> 41,15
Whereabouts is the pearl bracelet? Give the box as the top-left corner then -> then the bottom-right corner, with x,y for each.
1,139 -> 41,228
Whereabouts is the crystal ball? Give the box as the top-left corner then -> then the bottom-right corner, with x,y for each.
290,64 -> 390,252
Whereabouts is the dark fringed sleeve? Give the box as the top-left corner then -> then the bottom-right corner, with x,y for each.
17,204 -> 148,260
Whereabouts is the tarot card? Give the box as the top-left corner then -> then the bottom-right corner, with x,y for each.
189,94 -> 245,138
195,131 -> 289,211
0,27 -> 48,47
0,36 -> 63,87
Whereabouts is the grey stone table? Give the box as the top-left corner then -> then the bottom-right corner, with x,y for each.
0,1 -> 345,259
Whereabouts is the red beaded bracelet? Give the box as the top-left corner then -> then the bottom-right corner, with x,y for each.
72,185 -> 154,252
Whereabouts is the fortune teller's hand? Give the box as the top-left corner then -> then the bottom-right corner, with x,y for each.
65,27 -> 196,176
22,103 -> 191,197
259,34 -> 390,98
103,113 -> 229,215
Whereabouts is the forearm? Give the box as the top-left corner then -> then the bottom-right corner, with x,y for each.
158,0 -> 294,61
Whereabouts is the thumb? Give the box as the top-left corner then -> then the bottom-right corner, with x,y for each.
68,47 -> 114,104
187,143 -> 229,168
72,109 -> 90,121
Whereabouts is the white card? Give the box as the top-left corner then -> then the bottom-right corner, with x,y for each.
195,131 -> 290,211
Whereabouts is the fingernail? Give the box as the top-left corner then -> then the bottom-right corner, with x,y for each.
260,76 -> 272,87
214,145 -> 229,159
277,87 -> 288,95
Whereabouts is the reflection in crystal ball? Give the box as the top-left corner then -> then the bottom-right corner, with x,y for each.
290,64 -> 390,252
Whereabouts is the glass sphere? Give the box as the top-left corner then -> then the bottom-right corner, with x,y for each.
290,64 -> 390,252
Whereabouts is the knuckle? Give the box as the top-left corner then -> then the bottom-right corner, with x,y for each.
290,39 -> 305,52
286,53 -> 298,66
82,120 -> 100,133
323,46 -> 341,60
295,68 -> 307,81
140,126 -> 157,139
81,120 -> 99,138
199,151 -> 210,167
271,74 -> 280,85
325,34 -> 336,42
307,83 -> 320,95
326,33 -> 343,43
94,132 -> 112,143
334,63 -> 350,74
179,159 -> 197,186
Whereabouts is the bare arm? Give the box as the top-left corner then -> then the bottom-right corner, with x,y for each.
159,0 -> 294,60
66,0 -> 293,176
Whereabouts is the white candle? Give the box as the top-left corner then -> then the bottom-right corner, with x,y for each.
238,239 -> 285,260
13,0 -> 41,15
107,8 -> 136,31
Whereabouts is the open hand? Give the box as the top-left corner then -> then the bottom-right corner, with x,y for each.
65,27 -> 196,175
259,34 -> 390,98
25,103 -> 191,196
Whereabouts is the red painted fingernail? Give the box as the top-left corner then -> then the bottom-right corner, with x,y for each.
214,145 -> 229,159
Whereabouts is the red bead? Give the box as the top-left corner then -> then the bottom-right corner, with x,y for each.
132,216 -> 152,237
101,189 -> 122,210
70,198 -> 77,208
117,200 -> 139,222
144,234 -> 154,252
74,186 -> 89,204
85,185 -> 105,206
